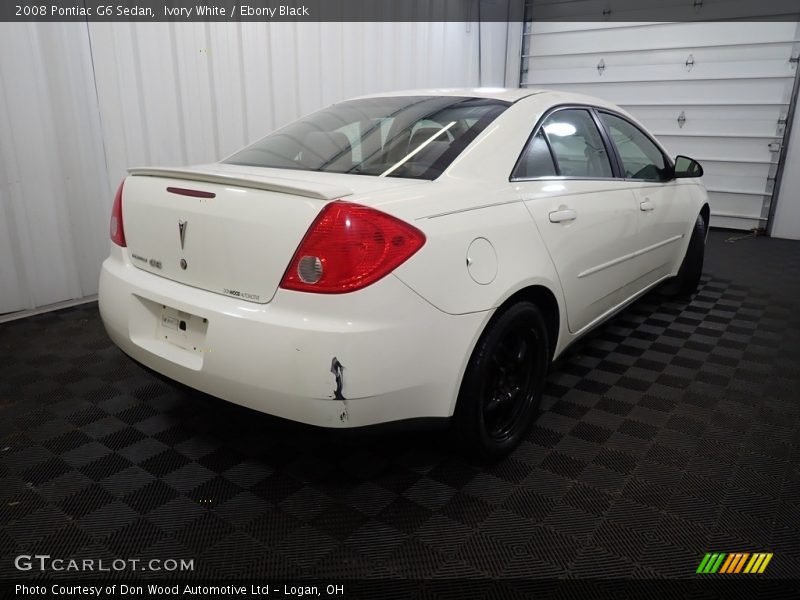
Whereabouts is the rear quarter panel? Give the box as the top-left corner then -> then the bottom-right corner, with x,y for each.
391,193 -> 565,321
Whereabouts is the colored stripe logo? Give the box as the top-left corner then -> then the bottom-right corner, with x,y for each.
696,552 -> 773,574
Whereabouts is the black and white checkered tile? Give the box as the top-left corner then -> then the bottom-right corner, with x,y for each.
1,231 -> 799,591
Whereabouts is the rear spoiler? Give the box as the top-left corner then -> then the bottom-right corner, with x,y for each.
127,167 -> 352,201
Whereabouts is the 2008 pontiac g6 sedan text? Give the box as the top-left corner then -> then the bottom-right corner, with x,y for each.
99,88 -> 709,457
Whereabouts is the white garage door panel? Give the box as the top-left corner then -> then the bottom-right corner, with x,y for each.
525,61 -> 793,85
528,80 -> 794,106
526,22 -> 798,54
521,18 -> 800,230
708,192 -> 770,217
526,1 -> 800,23
702,164 -> 773,195
525,43 -> 796,71
655,136 -> 777,164
629,105 -> 785,138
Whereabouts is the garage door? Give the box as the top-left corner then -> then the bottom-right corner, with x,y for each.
520,19 -> 800,230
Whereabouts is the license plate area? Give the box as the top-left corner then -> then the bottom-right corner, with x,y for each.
157,305 -> 208,354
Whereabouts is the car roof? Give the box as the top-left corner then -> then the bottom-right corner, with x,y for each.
347,88 -> 627,113
350,87 -> 549,103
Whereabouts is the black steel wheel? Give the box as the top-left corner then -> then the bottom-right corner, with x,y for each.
455,301 -> 549,458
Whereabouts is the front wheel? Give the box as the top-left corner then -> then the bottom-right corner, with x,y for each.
662,213 -> 706,297
454,301 -> 549,459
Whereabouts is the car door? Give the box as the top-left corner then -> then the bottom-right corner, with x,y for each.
596,111 -> 693,288
513,107 -> 640,334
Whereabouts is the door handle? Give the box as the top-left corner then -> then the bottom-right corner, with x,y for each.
640,200 -> 654,212
549,208 -> 577,223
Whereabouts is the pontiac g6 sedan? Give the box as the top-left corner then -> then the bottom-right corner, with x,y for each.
99,88 -> 708,457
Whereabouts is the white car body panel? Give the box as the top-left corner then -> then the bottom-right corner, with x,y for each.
627,180 -> 695,289
100,244 -> 486,426
519,179 -> 641,334
393,192 -> 564,315
98,88 -> 708,428
121,169 -> 425,305
123,175 -> 324,304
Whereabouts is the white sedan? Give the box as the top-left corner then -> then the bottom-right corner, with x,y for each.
99,88 -> 708,457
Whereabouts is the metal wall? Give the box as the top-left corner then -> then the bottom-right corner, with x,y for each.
0,24 -> 111,314
520,19 -> 800,231
0,21 -> 498,315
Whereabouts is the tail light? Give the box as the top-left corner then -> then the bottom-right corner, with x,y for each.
110,180 -> 126,247
280,201 -> 426,294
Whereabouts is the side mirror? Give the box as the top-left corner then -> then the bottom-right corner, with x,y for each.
673,155 -> 703,178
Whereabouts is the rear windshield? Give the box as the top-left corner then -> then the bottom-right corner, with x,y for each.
224,96 -> 510,180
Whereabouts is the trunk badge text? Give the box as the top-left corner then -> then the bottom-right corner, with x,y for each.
178,220 -> 188,250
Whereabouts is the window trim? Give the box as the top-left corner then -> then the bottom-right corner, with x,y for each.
510,103 -> 674,184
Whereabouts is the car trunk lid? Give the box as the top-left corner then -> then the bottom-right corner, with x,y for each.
121,166 -> 424,304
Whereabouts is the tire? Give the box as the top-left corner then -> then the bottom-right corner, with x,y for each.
662,213 -> 706,297
454,301 -> 549,459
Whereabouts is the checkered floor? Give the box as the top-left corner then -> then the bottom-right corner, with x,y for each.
1,230 -> 799,587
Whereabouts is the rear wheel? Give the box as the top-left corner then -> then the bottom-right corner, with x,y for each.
662,213 -> 706,297
454,301 -> 549,459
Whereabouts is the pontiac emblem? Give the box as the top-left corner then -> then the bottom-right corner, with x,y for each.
178,220 -> 187,249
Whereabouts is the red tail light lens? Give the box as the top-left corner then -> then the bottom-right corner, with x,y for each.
110,180 -> 126,247
280,201 -> 426,294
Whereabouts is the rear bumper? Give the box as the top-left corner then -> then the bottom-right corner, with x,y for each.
98,247 -> 487,428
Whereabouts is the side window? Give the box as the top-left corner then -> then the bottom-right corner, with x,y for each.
542,109 -> 613,178
513,130 -> 557,178
599,112 -> 668,180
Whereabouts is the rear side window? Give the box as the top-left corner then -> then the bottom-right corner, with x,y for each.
541,109 -> 613,178
598,112 -> 669,180
513,130 -> 557,179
